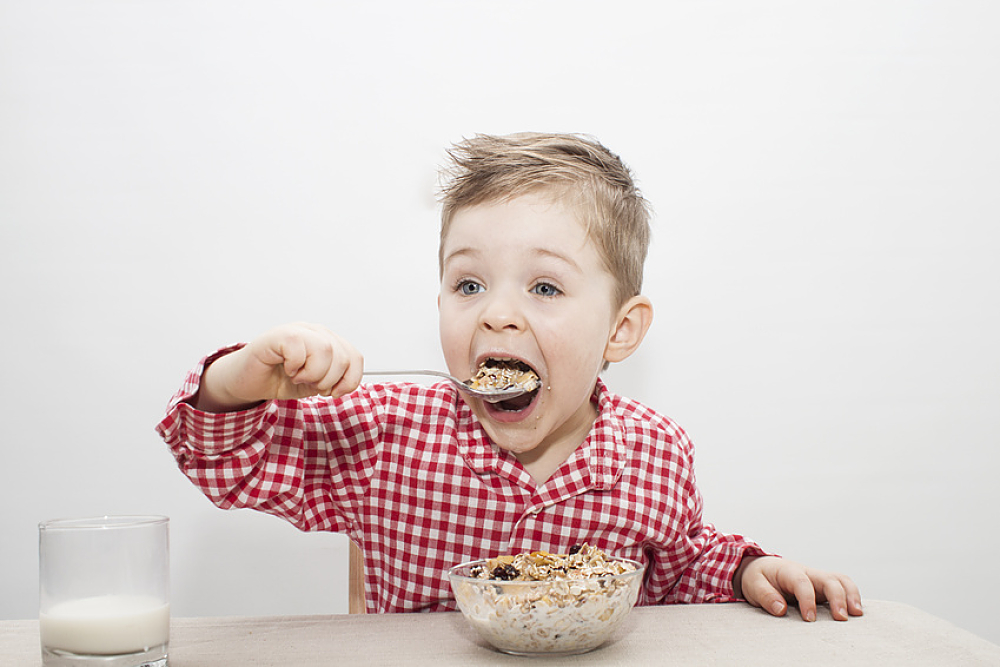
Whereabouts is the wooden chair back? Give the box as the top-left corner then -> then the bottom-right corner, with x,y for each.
349,540 -> 366,614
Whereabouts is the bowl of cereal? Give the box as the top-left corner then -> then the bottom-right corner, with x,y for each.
447,544 -> 644,656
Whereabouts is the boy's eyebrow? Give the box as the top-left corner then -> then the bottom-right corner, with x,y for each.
441,246 -> 480,266
442,246 -> 583,272
530,247 -> 582,272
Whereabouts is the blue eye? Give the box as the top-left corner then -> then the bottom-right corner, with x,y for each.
456,280 -> 483,296
531,282 -> 561,297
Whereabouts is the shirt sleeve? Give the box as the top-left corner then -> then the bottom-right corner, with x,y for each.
657,495 -> 769,605
154,346 -> 380,536
642,419 -> 772,605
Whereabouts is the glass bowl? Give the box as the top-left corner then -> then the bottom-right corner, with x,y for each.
447,557 -> 644,656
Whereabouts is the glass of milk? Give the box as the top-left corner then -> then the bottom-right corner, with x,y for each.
39,516 -> 169,667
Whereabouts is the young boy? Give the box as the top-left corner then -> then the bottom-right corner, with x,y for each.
156,133 -> 862,621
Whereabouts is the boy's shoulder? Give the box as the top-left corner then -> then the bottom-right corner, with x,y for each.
598,382 -> 692,447
595,383 -> 699,482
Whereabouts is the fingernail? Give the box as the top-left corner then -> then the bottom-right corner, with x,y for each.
770,601 -> 784,615
806,609 -> 816,622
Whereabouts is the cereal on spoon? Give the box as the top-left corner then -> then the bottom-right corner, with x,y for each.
467,361 -> 541,394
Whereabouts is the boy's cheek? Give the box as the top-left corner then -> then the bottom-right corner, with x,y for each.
437,299 -> 468,331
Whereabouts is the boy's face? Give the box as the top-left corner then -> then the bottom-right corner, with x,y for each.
438,192 -> 621,463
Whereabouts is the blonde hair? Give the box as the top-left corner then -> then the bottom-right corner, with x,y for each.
439,132 -> 651,308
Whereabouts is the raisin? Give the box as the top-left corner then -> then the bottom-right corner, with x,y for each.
568,544 -> 583,555
490,563 -> 519,580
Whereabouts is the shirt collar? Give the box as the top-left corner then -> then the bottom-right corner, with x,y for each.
456,378 -> 628,491
579,378 -> 628,491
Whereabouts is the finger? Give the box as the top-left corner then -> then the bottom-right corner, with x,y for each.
812,571 -> 863,620
311,336 -> 360,394
326,348 -> 364,399
294,324 -> 348,388
300,322 -> 339,342
820,578 -> 850,621
292,337 -> 336,386
323,336 -> 364,398
742,570 -> 788,617
841,575 -> 864,617
764,594 -> 789,618
316,361 -> 346,395
784,571 -> 818,622
280,337 -> 310,380
315,349 -> 350,395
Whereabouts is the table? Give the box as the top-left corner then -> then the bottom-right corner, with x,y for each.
3,601 -> 999,666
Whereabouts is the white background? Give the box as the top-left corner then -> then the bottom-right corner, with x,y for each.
2,0 -> 998,646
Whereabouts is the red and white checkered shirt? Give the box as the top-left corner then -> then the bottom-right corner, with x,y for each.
156,346 -> 767,613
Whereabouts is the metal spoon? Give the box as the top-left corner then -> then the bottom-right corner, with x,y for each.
363,370 -> 531,403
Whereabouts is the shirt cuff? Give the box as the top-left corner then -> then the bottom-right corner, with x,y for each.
155,344 -> 272,457
711,540 -> 772,602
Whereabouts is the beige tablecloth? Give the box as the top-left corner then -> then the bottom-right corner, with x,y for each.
4,600 -> 999,666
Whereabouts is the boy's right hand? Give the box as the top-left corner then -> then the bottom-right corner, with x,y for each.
193,323 -> 364,412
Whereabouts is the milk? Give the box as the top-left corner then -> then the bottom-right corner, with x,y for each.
40,594 -> 169,655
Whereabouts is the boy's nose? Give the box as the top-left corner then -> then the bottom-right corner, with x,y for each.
479,293 -> 525,332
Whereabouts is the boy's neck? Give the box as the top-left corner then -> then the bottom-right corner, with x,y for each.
514,402 -> 597,485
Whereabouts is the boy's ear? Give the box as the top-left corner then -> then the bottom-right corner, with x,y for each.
604,295 -> 653,364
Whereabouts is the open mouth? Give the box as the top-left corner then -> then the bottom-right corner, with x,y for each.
471,359 -> 541,413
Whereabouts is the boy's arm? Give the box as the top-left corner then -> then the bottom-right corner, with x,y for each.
192,322 -> 364,412
155,325 -> 376,534
643,423 -> 860,620
733,555 -> 864,622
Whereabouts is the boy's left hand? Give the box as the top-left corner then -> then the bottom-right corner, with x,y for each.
734,556 -> 863,622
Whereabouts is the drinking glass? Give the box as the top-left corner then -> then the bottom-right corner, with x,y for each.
39,516 -> 170,667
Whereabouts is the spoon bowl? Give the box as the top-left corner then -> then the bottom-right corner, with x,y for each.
363,370 -> 531,403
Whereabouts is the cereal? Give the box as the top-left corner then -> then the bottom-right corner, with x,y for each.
467,361 -> 540,393
472,544 -> 637,582
448,545 -> 643,655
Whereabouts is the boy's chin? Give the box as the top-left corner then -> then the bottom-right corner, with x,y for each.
476,419 -> 545,455
491,437 -> 546,459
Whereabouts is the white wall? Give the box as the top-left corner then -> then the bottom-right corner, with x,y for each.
2,0 -> 998,645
